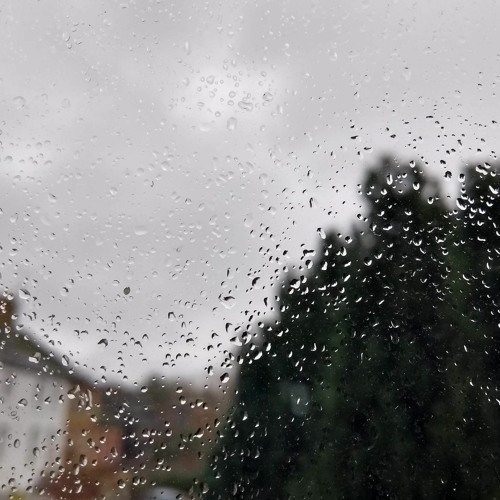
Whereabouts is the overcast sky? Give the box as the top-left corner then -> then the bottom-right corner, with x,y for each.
1,0 -> 499,388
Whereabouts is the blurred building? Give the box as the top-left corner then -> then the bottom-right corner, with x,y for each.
0,295 -> 223,499
0,297 -> 127,499
0,297 -> 71,498
42,384 -> 128,499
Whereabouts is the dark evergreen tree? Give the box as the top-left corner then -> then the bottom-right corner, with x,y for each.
293,157 -> 453,499
205,241 -> 351,499
204,156 -> 500,499
439,162 -> 500,498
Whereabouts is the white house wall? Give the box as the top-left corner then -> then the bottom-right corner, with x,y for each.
0,365 -> 69,495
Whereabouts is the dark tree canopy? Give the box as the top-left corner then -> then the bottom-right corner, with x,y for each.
204,157 -> 500,500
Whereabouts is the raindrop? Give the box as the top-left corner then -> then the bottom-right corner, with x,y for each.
28,353 -> 41,364
251,277 -> 261,288
227,117 -> 237,131
219,295 -> 236,309
238,100 -> 254,111
456,198 -> 467,210
199,122 -> 212,132
13,96 -> 26,109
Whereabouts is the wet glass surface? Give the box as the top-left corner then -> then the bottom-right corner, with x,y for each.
1,1 -> 499,498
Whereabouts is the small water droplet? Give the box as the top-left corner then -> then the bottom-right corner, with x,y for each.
199,122 -> 212,132
13,96 -> 26,109
456,198 -> 467,211
238,100 -> 253,111
219,295 -> 236,309
226,117 -> 237,131
29,353 -> 41,364
251,277 -> 261,288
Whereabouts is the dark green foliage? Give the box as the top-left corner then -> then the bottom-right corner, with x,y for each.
205,157 -> 500,499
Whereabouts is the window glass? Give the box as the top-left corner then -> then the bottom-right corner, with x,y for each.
1,1 -> 499,498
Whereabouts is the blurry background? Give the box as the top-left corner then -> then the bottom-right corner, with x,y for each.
1,0 -> 498,384
1,1 -> 500,498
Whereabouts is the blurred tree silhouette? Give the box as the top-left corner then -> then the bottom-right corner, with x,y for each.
204,157 -> 500,499
440,162 -> 500,498
294,158 -> 453,499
